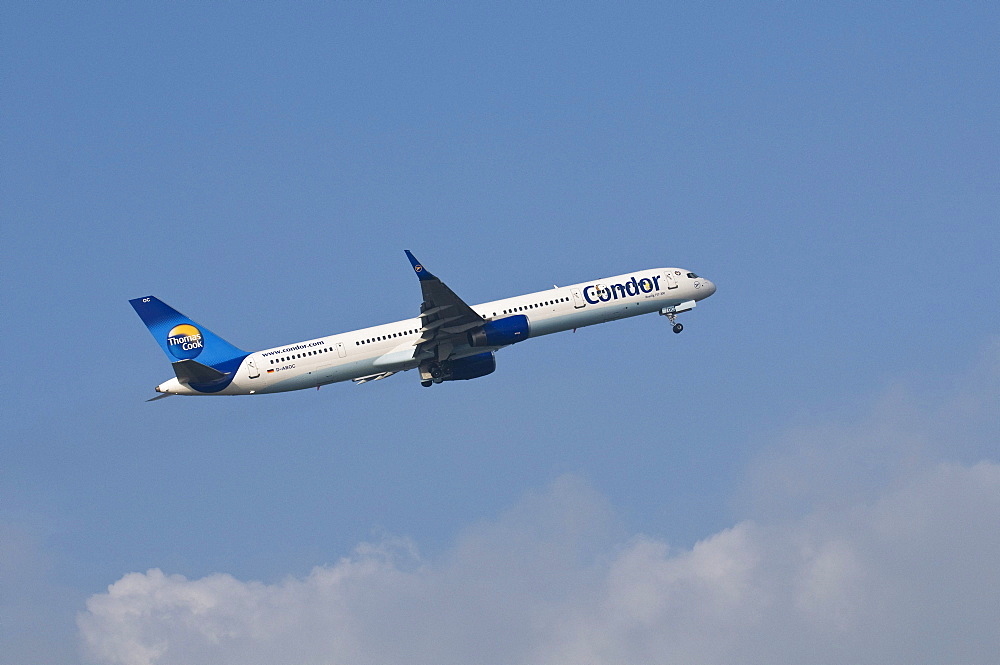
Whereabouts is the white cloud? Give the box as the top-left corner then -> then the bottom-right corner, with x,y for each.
79,464 -> 1000,665
79,347 -> 1000,665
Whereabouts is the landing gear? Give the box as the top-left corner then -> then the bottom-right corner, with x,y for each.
661,308 -> 683,334
660,302 -> 696,334
419,360 -> 445,387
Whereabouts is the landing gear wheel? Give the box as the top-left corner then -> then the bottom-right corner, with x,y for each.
421,380 -> 433,387
672,323 -> 684,334
430,364 -> 444,379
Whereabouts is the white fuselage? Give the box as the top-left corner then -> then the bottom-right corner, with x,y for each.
155,267 -> 715,395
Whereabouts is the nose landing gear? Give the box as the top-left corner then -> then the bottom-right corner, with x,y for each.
662,308 -> 684,333
660,300 -> 696,334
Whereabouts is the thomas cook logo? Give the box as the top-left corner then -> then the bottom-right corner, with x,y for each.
167,324 -> 204,360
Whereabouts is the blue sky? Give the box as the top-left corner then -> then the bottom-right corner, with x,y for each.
2,3 -> 998,663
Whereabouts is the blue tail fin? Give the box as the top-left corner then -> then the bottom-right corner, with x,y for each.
129,296 -> 247,369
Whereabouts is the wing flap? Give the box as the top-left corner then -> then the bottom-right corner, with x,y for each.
419,305 -> 454,318
439,321 -> 485,334
421,316 -> 462,332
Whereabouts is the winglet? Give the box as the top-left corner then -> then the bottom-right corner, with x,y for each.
404,250 -> 435,281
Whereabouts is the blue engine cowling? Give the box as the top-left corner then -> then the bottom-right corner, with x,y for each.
468,315 -> 530,347
444,351 -> 496,381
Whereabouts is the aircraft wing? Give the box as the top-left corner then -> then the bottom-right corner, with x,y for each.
405,250 -> 484,362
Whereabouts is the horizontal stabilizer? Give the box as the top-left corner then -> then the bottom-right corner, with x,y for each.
171,359 -> 232,385
352,371 -> 396,385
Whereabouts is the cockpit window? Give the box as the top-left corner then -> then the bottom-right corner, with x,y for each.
687,272 -> 699,278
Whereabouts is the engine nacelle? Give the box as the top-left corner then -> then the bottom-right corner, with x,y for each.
468,315 -> 530,347
444,351 -> 496,381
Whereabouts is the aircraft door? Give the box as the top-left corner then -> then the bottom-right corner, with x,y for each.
664,271 -> 679,289
571,288 -> 586,308
247,356 -> 260,379
336,341 -> 346,358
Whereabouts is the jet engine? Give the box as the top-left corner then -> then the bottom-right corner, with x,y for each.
443,351 -> 496,381
467,315 -> 529,347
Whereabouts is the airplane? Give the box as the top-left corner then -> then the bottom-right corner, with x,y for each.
130,251 -> 716,398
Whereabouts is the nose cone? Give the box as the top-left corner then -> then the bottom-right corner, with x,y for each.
699,278 -> 717,299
